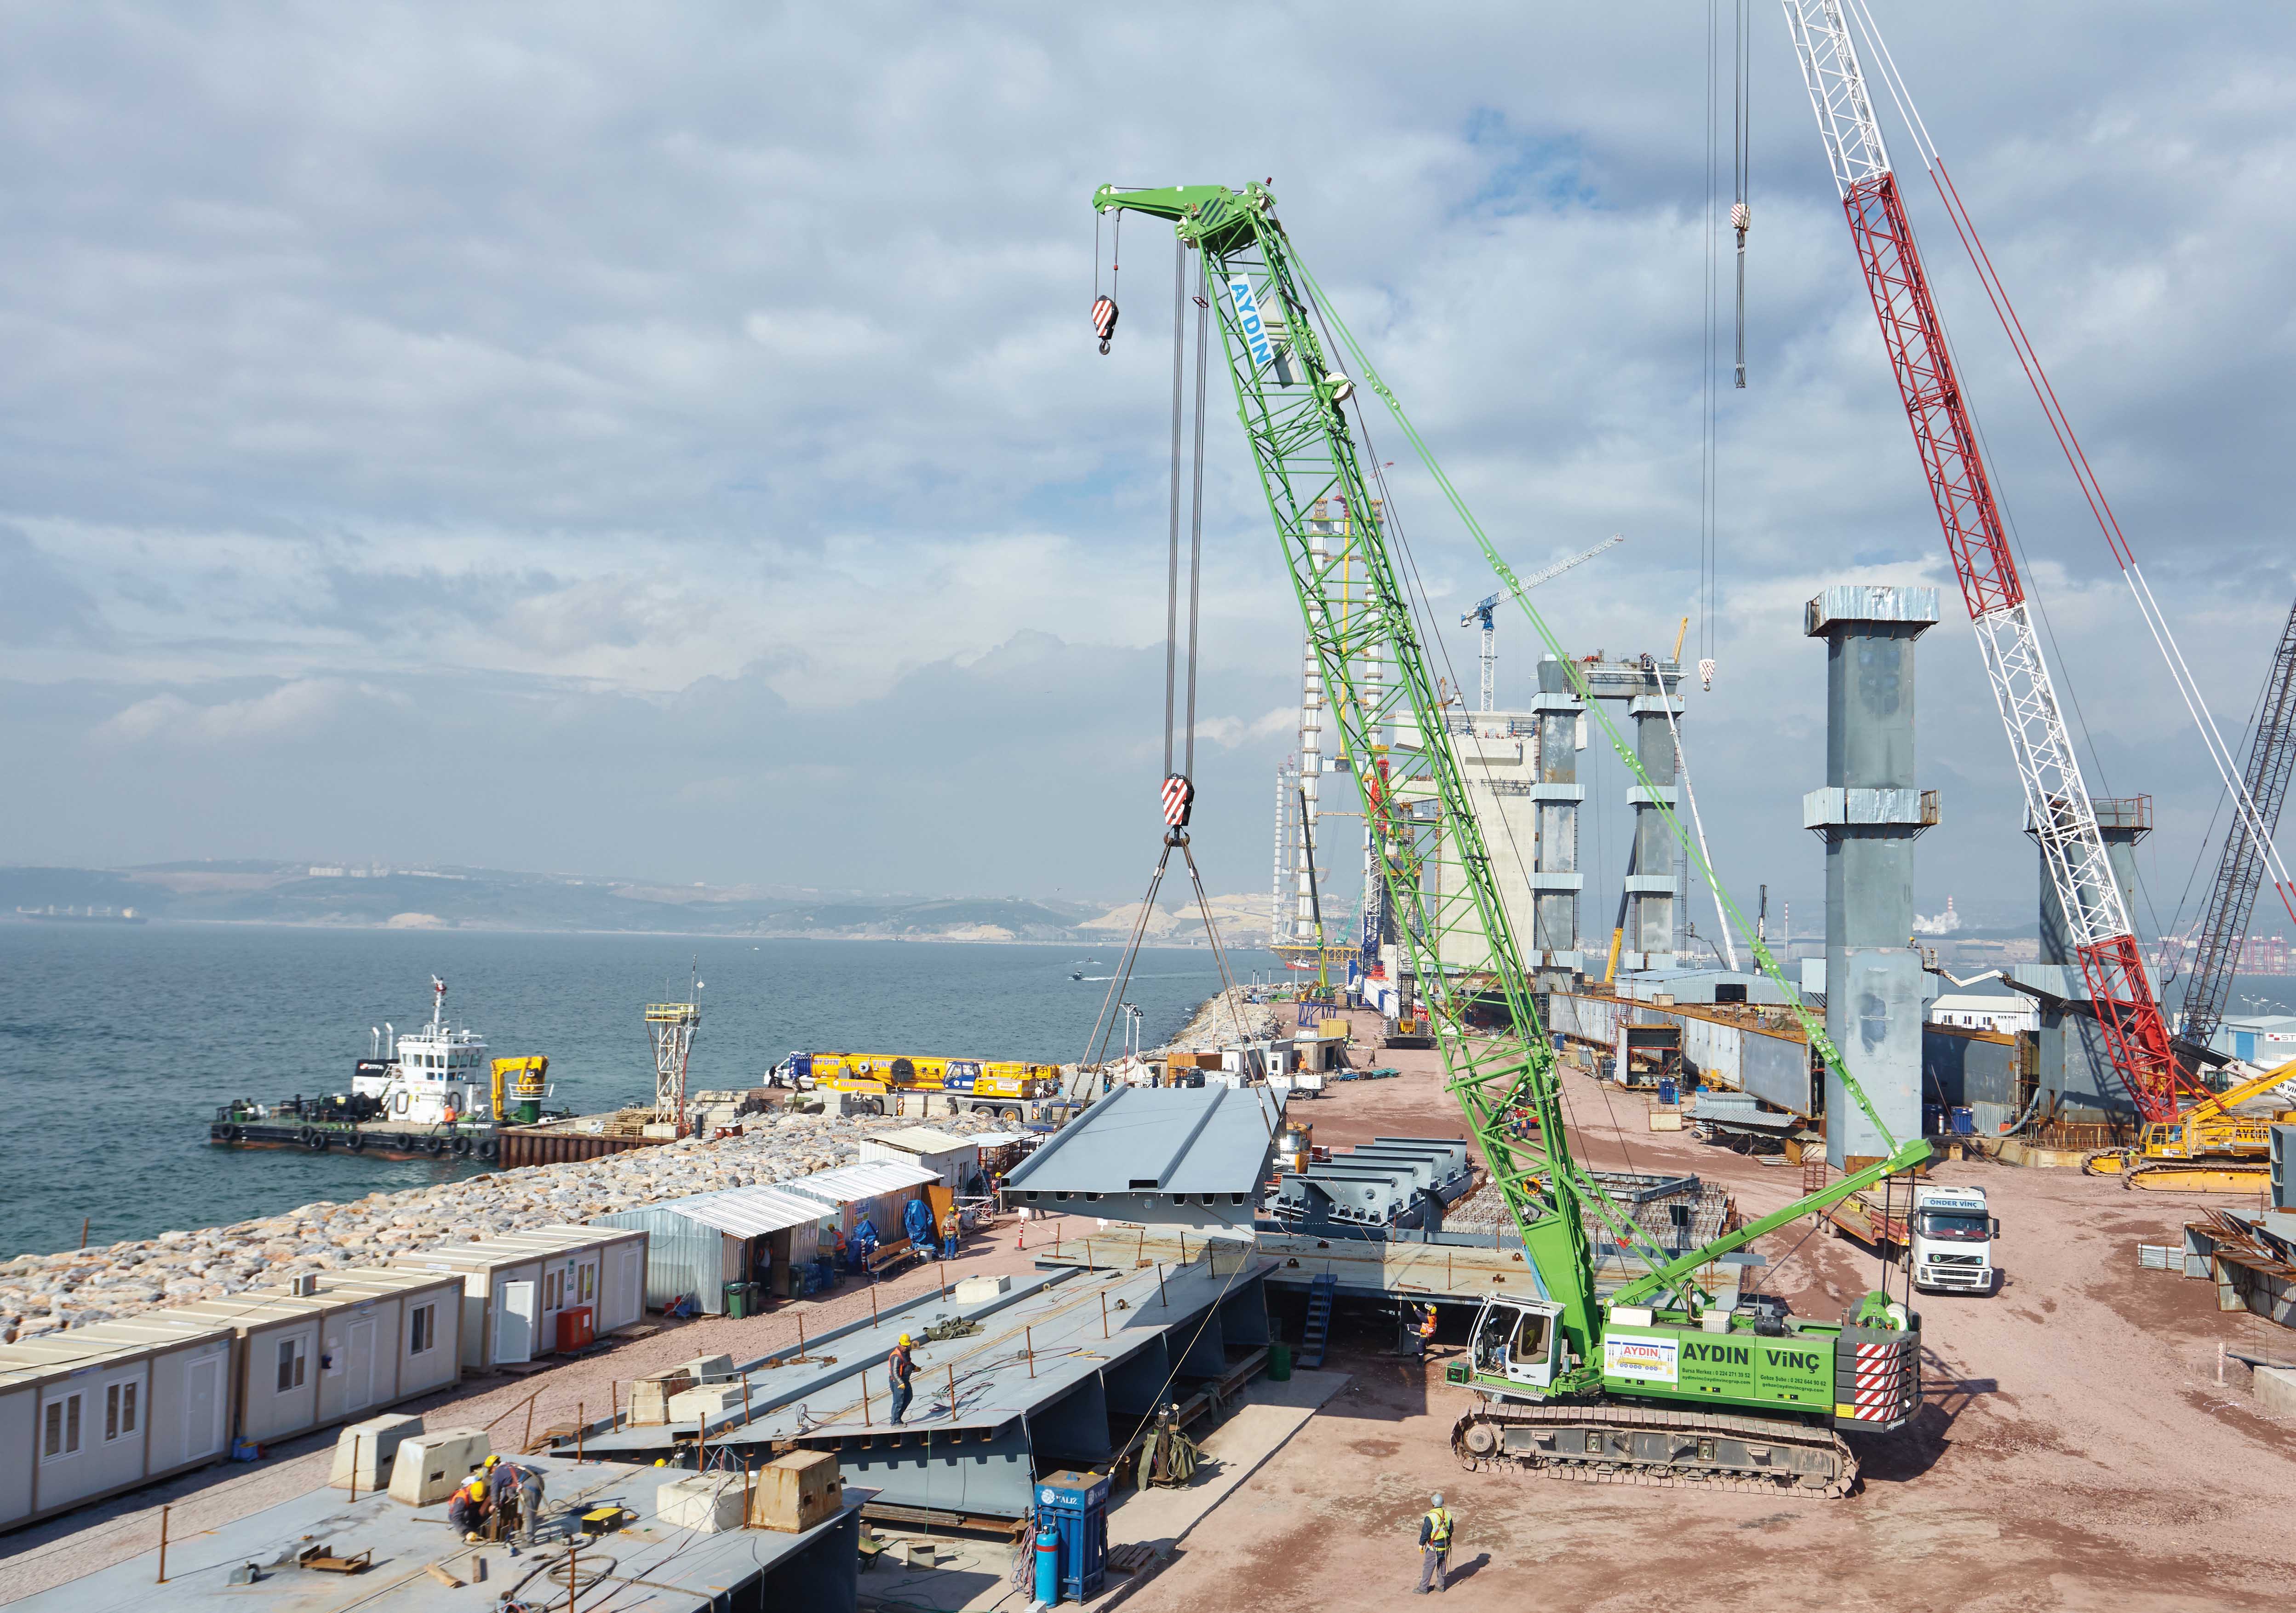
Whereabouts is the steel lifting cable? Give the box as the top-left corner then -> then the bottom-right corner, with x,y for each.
1082,248 -> 1247,1079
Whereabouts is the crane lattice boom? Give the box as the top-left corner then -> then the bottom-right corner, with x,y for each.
1783,0 -> 2199,1123
2181,597 -> 2296,1050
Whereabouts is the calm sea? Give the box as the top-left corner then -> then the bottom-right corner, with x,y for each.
0,924 -> 1274,1260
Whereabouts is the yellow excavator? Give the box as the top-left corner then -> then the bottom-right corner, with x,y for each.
2083,1055 -> 2296,1190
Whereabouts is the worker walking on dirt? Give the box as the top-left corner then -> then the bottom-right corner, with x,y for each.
1416,1493 -> 1454,1593
940,1205 -> 961,1263
1416,1303 -> 1439,1357
887,1333 -> 916,1425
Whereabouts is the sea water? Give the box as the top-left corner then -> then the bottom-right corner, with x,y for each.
0,924 -> 1275,1259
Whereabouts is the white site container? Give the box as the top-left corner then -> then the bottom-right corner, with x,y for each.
166,1266 -> 462,1447
0,1315 -> 235,1535
394,1227 -> 646,1370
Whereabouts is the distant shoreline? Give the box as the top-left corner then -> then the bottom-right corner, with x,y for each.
0,914 -> 1258,949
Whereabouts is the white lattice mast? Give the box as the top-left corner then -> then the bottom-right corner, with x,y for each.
646,988 -> 700,1133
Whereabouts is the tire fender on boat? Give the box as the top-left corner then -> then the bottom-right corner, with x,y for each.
308,1131 -> 331,1152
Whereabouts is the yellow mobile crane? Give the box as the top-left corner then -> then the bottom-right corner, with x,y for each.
2083,1056 -> 2296,1190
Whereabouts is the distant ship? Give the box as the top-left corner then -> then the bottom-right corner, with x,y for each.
16,905 -> 146,924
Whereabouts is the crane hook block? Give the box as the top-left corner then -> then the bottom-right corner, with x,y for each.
1161,773 -> 1194,829
1092,295 -> 1119,356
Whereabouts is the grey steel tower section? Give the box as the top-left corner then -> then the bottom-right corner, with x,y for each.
1804,585 -> 1939,1168
1626,670 -> 1684,957
2028,795 -> 2151,1119
1529,657 -> 1585,965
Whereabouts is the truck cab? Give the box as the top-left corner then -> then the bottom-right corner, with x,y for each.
1909,1184 -> 1997,1295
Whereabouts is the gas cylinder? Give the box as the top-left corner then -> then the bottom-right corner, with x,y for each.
1034,1522 -> 1060,1605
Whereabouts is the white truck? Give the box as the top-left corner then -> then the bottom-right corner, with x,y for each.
1823,1181 -> 1999,1295
1907,1183 -> 1998,1296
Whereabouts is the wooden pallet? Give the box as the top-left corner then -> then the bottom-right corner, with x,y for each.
1107,1542 -> 1161,1577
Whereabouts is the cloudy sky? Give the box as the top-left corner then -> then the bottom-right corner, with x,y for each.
4,2 -> 2294,940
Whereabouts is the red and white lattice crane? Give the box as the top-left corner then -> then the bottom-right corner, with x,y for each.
1781,1 -> 2206,1123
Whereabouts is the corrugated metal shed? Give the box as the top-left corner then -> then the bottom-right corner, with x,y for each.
592,1185 -> 830,1315
641,1184 -> 826,1237
868,1126 -> 974,1155
783,1159 -> 939,1204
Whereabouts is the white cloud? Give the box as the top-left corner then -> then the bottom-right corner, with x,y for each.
0,3 -> 2290,931
94,677 -> 401,748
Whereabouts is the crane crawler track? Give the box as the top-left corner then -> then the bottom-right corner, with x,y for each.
1450,1402 -> 1858,1499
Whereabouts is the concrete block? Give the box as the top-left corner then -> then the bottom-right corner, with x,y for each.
954,1274 -> 1011,1302
680,1354 -> 735,1381
628,1368 -> 694,1424
387,1428 -> 491,1507
666,1385 -> 744,1421
654,1475 -> 745,1533
2255,1365 -> 2296,1418
329,1413 -> 424,1491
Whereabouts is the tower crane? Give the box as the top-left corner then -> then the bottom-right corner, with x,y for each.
1093,180 -> 1924,1496
2177,594 -> 2296,1054
1781,1 -> 2205,1123
1459,534 -> 1625,712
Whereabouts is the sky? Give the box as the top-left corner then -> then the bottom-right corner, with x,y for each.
4,3 -> 2295,941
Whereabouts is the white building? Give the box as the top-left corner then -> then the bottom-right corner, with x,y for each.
1927,993 -> 2038,1037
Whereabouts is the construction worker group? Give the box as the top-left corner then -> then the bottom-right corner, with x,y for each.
446,1454 -> 550,1548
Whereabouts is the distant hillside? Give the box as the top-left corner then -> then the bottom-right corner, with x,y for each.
0,862 -> 1128,943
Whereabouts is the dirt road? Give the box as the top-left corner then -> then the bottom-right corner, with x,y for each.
1129,1012 -> 2296,1611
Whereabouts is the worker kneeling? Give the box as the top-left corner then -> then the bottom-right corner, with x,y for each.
447,1475 -> 492,1544
1417,1493 -> 1454,1594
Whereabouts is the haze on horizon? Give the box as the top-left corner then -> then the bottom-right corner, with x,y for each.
4,5 -> 2294,943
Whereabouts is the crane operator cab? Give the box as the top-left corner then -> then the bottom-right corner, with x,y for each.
1467,1297 -> 1563,1399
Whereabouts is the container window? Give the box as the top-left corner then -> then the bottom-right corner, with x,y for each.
42,1394 -> 82,1460
409,1303 -> 436,1356
578,1265 -> 595,1304
104,1381 -> 137,1441
277,1336 -> 308,1394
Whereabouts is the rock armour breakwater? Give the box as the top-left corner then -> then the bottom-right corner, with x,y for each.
0,1107 -> 1005,1345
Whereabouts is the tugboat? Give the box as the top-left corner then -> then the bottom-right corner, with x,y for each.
207,976 -> 547,1163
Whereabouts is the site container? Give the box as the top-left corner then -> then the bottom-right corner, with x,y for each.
166,1267 -> 462,1446
0,1315 -> 235,1534
392,1226 -> 645,1368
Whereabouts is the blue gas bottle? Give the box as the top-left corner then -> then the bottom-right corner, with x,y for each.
1034,1522 -> 1060,1605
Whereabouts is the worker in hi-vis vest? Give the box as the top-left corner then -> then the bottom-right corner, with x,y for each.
1417,1493 -> 1454,1594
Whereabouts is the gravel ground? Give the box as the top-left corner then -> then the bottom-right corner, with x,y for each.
1123,1006 -> 2296,1611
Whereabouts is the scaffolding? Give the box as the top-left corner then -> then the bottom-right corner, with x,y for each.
646,999 -> 700,1133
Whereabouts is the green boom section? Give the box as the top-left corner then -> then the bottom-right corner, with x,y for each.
1094,182 -> 1926,1393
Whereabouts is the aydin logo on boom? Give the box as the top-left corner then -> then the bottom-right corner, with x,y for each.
1227,276 -> 1277,368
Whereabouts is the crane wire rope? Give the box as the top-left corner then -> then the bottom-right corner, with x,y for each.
1081,244 -> 1247,1085
1844,0 -> 2296,935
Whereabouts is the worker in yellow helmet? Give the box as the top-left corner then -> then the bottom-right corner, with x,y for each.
448,1474 -> 491,1542
888,1332 -> 916,1426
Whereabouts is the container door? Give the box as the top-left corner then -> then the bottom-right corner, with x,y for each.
344,1318 -> 378,1413
614,1242 -> 641,1326
496,1280 -> 537,1365
183,1350 -> 226,1462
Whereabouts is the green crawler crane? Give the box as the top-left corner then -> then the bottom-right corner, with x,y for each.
1094,180 -> 1929,1495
